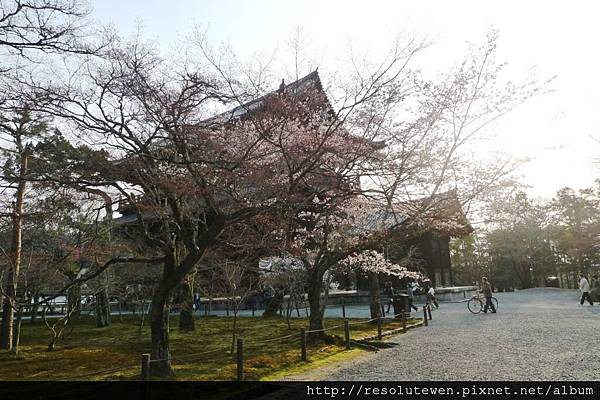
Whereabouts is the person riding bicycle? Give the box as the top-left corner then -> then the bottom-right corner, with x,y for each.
481,277 -> 496,313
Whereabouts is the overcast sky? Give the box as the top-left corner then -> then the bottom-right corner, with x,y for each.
91,0 -> 600,199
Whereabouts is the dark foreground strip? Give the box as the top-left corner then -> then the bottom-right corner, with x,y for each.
0,381 -> 597,400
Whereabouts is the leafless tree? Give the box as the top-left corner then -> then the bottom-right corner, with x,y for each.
0,0 -> 107,71
18,30 -> 386,375
216,261 -> 255,354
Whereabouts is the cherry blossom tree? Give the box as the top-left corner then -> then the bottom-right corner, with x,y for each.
267,31 -> 549,336
16,28 -> 416,374
340,250 -> 422,319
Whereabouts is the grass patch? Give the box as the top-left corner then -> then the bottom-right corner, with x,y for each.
0,314 -> 422,381
261,348 -> 365,381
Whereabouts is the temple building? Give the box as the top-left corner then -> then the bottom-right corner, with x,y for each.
353,190 -> 473,289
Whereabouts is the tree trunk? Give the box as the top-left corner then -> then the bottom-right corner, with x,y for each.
0,302 -> 14,351
12,308 -> 23,355
67,285 -> 81,317
178,278 -> 195,332
148,218 -> 225,377
230,308 -> 238,354
138,298 -> 146,334
368,272 -> 382,320
95,289 -> 111,327
285,294 -> 293,329
149,286 -> 173,377
30,292 -> 39,324
0,153 -> 27,351
307,268 -> 326,339
262,291 -> 284,317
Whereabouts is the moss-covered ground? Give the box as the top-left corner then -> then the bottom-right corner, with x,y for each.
0,314 -> 421,381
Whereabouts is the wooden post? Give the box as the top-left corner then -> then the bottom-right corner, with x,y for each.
300,328 -> 307,361
401,312 -> 407,333
342,302 -> 346,319
423,306 -> 428,326
344,319 -> 350,350
377,317 -> 382,340
226,301 -> 230,316
204,303 -> 208,316
236,338 -> 244,381
427,305 -> 433,320
141,353 -> 150,381
381,303 -> 385,317
252,307 -> 255,317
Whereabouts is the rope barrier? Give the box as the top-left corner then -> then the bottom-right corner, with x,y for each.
148,357 -> 170,364
58,347 -> 229,381
303,318 -> 376,334
245,338 -> 300,353
46,304 -> 429,381
323,323 -> 346,331
249,333 -> 298,345
346,317 -> 378,326
342,305 -> 374,309
172,347 -> 229,362
391,312 -> 413,319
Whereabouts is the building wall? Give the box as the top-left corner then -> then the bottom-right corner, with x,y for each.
416,231 -> 452,287
351,230 -> 457,290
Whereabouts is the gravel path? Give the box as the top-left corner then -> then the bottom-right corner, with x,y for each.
285,288 -> 600,381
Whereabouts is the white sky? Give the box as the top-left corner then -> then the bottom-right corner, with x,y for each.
90,0 -> 600,199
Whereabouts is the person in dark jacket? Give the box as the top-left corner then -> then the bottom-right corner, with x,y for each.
481,277 -> 496,313
383,281 -> 394,314
590,275 -> 600,303
193,292 -> 201,311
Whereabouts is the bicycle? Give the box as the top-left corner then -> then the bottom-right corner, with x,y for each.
467,292 -> 498,314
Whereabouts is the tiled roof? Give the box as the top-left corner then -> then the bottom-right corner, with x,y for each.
360,207 -> 409,232
203,70 -> 323,127
357,191 -> 473,237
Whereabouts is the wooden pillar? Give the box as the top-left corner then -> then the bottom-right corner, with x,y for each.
236,338 -> 244,381
140,353 -> 150,381
344,319 -> 350,349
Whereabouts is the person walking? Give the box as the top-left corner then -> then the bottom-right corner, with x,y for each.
481,277 -> 496,313
578,273 -> 593,306
193,292 -> 201,311
590,275 -> 600,303
383,281 -> 394,315
425,282 -> 439,309
407,281 -> 419,312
